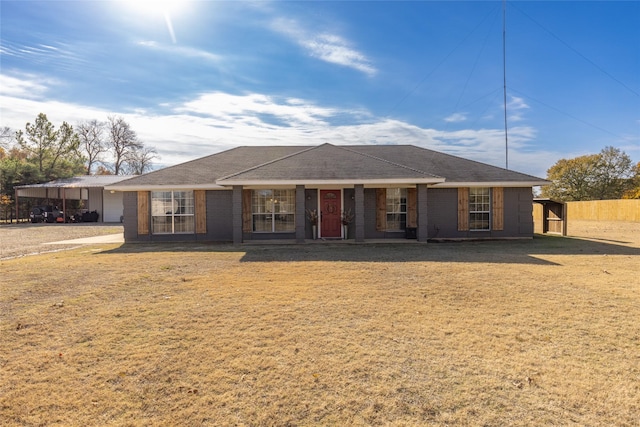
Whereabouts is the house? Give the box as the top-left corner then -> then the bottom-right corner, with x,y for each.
106,144 -> 549,243
15,175 -> 133,222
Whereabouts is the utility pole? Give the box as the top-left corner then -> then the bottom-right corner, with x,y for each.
502,0 -> 509,170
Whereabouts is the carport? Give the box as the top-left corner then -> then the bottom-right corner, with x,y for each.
15,175 -> 133,223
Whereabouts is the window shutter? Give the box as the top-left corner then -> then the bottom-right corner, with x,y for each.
407,188 -> 417,228
242,189 -> 252,232
376,188 -> 387,231
492,187 -> 504,231
457,187 -> 469,231
137,191 -> 149,235
195,190 -> 207,234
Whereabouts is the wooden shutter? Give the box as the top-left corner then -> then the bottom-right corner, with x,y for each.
407,188 -> 417,228
137,191 -> 149,235
242,189 -> 252,232
376,188 -> 387,231
492,187 -> 504,231
195,190 -> 207,234
457,187 -> 469,231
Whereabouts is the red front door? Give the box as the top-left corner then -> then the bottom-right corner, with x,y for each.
320,190 -> 342,238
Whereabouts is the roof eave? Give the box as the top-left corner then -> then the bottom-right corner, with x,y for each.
432,180 -> 550,188
105,184 -> 226,191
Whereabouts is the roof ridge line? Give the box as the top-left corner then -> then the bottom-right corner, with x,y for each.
216,145 -> 320,181
340,145 -> 443,179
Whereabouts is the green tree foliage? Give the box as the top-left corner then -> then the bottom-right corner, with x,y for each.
15,113 -> 85,181
542,146 -> 634,201
0,115 -> 85,216
622,162 -> 640,199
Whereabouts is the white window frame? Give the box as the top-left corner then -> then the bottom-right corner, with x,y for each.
469,187 -> 490,231
252,189 -> 295,233
150,190 -> 195,234
386,188 -> 407,231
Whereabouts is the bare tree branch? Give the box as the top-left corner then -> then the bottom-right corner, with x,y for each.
107,115 -> 141,175
77,119 -> 106,175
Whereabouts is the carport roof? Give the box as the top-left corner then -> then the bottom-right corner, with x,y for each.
15,175 -> 134,189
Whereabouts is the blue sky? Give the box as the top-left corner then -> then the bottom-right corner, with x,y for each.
1,0 -> 638,178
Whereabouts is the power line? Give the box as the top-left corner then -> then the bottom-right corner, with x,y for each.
383,3 -> 501,118
511,2 -> 640,98
510,88 -> 628,140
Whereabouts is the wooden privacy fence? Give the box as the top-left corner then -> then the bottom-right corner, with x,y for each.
533,199 -> 639,235
567,200 -> 640,222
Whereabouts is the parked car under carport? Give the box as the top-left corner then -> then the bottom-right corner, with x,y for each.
29,205 -> 64,223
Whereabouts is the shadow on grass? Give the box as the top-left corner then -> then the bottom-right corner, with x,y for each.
97,234 -> 640,265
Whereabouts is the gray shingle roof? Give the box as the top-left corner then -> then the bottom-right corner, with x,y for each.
109,143 -> 548,188
218,144 -> 444,183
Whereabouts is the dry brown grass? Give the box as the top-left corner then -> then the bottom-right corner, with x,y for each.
0,223 -> 123,260
1,226 -> 639,426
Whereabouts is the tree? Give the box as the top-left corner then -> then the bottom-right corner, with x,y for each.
123,146 -> 158,175
15,113 -> 83,181
542,146 -> 634,201
0,126 -> 13,150
107,116 -> 141,175
622,162 -> 640,199
77,119 -> 106,175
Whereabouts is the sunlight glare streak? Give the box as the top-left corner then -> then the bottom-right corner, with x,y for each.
121,0 -> 188,44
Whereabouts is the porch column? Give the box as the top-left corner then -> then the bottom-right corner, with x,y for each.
417,184 -> 429,242
295,185 -> 305,243
354,184 -> 365,242
232,185 -> 243,245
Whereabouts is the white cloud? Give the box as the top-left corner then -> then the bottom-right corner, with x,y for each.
506,96 -> 530,123
270,18 -> 376,77
0,75 -> 555,176
0,73 -> 52,98
444,113 -> 467,123
136,40 -> 221,62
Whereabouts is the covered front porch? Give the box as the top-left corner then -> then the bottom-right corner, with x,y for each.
232,184 -> 432,244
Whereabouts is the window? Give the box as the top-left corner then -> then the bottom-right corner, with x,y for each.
469,187 -> 490,230
252,189 -> 295,232
386,188 -> 407,231
151,191 -> 194,234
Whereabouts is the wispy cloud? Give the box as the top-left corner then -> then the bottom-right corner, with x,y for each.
270,18 -> 377,77
507,96 -> 530,122
176,92 -> 340,127
0,73 -> 53,98
444,113 -> 467,123
136,41 -> 221,62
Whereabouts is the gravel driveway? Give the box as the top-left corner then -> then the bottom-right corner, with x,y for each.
0,223 -> 123,260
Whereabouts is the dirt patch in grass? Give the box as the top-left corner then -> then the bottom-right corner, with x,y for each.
1,224 -> 639,426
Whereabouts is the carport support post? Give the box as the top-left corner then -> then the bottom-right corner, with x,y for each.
354,184 -> 365,242
417,184 -> 428,242
15,189 -> 19,223
232,185 -> 243,245
62,188 -> 66,222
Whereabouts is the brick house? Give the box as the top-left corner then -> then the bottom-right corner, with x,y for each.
106,144 -> 548,243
